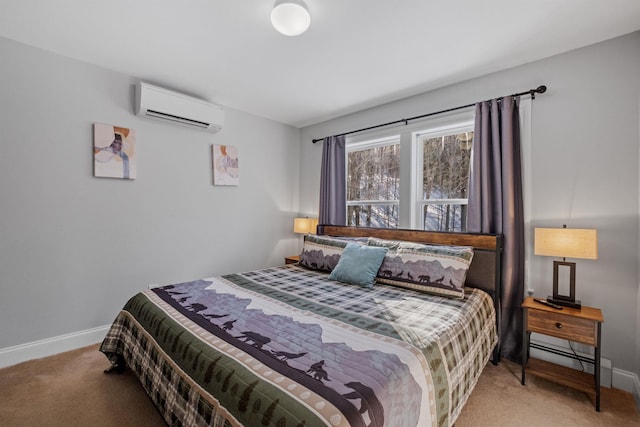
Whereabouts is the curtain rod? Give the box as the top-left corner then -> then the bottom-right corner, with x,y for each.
311,85 -> 547,143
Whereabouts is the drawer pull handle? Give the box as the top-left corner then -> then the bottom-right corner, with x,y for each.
556,322 -> 563,329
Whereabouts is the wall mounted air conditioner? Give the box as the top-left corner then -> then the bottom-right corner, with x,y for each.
134,81 -> 224,132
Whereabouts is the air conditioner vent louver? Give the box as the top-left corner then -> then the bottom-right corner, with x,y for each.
135,82 -> 224,133
145,110 -> 211,128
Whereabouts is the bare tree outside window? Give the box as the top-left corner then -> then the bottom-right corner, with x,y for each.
346,142 -> 400,228
419,131 -> 472,231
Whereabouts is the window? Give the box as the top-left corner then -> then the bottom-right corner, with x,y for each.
345,111 -> 474,231
346,137 -> 400,228
415,129 -> 473,232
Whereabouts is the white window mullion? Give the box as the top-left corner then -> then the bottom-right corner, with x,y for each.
411,132 -> 424,229
399,131 -> 412,229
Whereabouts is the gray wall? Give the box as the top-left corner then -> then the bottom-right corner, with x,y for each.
0,37 -> 301,349
300,32 -> 640,374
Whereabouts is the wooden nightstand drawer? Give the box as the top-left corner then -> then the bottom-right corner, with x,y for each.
528,309 -> 597,345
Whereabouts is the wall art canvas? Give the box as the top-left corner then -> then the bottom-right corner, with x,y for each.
93,123 -> 137,179
212,144 -> 239,186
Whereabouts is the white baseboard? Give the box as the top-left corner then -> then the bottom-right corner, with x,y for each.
611,367 -> 637,392
0,325 -> 110,369
612,367 -> 640,408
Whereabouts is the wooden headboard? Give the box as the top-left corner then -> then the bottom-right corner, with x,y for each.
317,225 -> 503,362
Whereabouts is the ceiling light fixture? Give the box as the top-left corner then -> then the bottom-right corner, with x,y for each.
271,0 -> 311,36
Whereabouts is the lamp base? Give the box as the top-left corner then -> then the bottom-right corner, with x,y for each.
547,296 -> 581,310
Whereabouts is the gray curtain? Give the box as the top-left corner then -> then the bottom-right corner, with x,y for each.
319,135 -> 346,225
467,96 -> 525,362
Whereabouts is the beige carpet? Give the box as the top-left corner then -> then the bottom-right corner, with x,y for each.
456,360 -> 640,427
0,344 -> 164,427
1,344 -> 638,426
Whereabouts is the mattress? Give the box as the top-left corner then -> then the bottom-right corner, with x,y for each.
100,263 -> 497,427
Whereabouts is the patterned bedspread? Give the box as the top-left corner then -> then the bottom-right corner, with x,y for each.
100,264 -> 497,427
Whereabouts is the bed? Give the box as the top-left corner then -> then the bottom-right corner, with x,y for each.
100,225 -> 503,427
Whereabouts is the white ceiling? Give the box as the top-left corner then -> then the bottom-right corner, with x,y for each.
1,1 -> 639,128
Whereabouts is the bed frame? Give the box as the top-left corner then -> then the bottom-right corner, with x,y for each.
317,225 -> 504,363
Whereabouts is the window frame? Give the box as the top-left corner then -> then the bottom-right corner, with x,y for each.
411,118 -> 475,230
345,108 -> 476,230
345,135 -> 401,228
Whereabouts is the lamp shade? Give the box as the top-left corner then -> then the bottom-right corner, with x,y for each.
534,228 -> 598,260
294,217 -> 318,234
271,0 -> 310,36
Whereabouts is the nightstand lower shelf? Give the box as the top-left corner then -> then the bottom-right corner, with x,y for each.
525,357 -> 596,397
521,297 -> 603,411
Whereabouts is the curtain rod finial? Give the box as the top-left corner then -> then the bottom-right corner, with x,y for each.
530,85 -> 547,99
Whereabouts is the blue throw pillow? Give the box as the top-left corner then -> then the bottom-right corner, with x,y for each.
328,243 -> 388,288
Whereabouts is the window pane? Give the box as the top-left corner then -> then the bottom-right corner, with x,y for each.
347,144 -> 400,201
347,204 -> 398,228
421,132 -> 472,200
422,203 -> 467,232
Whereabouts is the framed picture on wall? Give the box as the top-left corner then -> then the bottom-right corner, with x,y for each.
212,144 -> 239,186
93,123 -> 137,179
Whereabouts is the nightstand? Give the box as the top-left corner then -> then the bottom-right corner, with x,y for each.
521,296 -> 604,411
285,255 -> 300,265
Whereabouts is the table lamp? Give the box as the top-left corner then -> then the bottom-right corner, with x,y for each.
293,217 -> 318,235
534,226 -> 597,309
